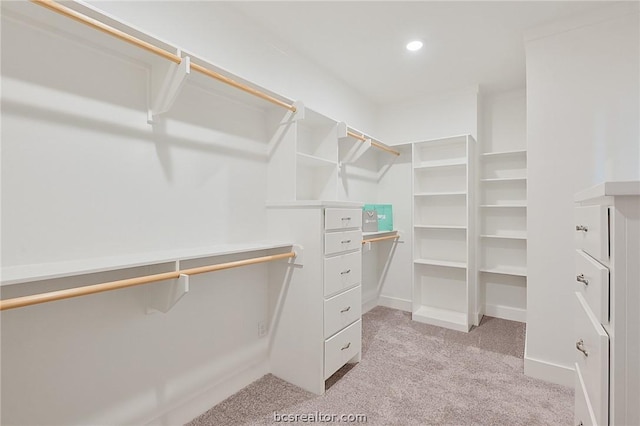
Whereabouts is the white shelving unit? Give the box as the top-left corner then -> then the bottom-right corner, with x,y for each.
479,148 -> 527,322
411,135 -> 478,332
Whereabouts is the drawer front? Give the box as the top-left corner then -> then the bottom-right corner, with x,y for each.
325,208 -> 362,231
324,319 -> 361,380
324,286 -> 361,339
575,249 -> 610,324
575,205 -> 609,262
575,293 -> 609,426
575,364 -> 597,426
325,230 -> 362,256
323,251 -> 361,297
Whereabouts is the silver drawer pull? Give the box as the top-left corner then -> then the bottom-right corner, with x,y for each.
341,217 -> 351,221
576,339 -> 588,357
340,269 -> 351,275
340,306 -> 351,313
576,274 -> 589,286
576,225 -> 588,232
341,342 -> 351,351
341,239 -> 352,244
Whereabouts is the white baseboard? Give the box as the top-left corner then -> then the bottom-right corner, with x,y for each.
377,295 -> 412,312
485,303 -> 526,323
145,340 -> 269,426
362,296 -> 378,314
523,337 -> 574,388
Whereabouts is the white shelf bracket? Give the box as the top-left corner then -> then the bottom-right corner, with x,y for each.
146,273 -> 190,314
292,244 -> 304,266
292,101 -> 305,121
343,138 -> 372,164
147,52 -> 190,124
337,122 -> 348,139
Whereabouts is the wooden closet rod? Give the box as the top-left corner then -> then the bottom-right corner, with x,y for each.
347,130 -> 400,157
0,251 -> 295,311
31,0 -> 297,112
362,235 -> 399,244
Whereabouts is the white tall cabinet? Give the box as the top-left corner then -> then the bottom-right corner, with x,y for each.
573,181 -> 640,426
411,135 -> 478,332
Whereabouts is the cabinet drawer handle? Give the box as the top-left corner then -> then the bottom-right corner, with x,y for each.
576,274 -> 589,286
341,217 -> 351,221
576,339 -> 588,357
341,342 -> 351,351
577,422 -> 584,426
576,225 -> 588,232
341,239 -> 352,244
340,269 -> 351,275
340,306 -> 351,313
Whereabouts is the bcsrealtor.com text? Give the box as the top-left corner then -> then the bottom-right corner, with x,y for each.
273,411 -> 367,423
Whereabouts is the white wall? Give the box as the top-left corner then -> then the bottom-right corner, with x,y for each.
524,4 -> 639,386
481,89 -> 526,153
0,2 -> 378,425
89,1 -> 376,134
376,86 -> 479,144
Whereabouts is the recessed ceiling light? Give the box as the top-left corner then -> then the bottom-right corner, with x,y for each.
406,40 -> 423,52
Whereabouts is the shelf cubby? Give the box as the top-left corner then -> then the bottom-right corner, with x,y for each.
414,227 -> 467,265
480,238 -> 526,276
414,194 -> 467,227
481,179 -> 526,206
482,150 -> 527,180
413,264 -> 469,332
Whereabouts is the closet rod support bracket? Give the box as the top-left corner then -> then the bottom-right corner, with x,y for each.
145,273 -> 190,314
292,245 -> 304,266
147,53 -> 191,124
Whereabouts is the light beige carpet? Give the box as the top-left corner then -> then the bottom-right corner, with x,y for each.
187,306 -> 573,425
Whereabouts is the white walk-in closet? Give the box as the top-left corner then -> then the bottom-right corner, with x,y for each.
1,1 -> 638,425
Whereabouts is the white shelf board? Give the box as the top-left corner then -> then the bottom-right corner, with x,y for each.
296,152 -> 337,168
480,266 -> 528,277
414,259 -> 467,269
1,241 -> 294,286
574,180 -> 640,202
363,230 -> 398,238
414,159 -> 467,169
480,234 -> 527,240
482,149 -> 527,158
414,191 -> 466,197
414,134 -> 470,146
266,200 -> 363,209
412,305 -> 469,332
481,177 -> 527,182
299,107 -> 339,128
414,225 -> 467,230
480,204 -> 527,208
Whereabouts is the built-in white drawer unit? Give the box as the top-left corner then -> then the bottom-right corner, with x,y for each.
575,363 -> 597,426
324,319 -> 362,380
575,249 -> 609,324
324,230 -> 362,255
323,250 -> 361,297
324,285 -> 361,338
575,292 -> 609,426
573,182 -> 639,426
575,205 -> 609,263
325,208 -> 362,231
